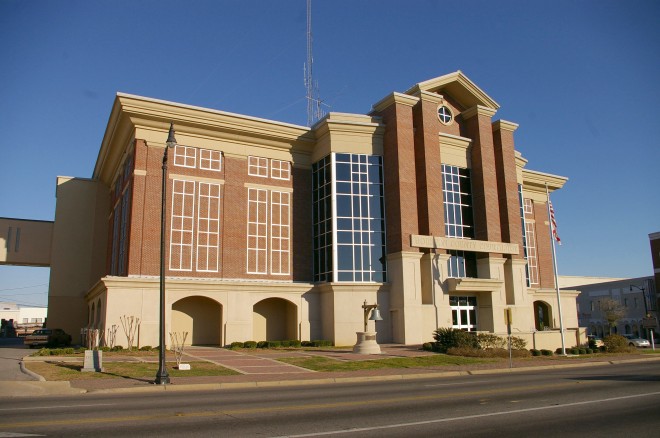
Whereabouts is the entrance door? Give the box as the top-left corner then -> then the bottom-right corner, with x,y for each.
450,296 -> 477,331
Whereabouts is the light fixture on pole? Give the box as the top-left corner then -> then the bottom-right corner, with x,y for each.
155,122 -> 176,385
630,284 -> 649,316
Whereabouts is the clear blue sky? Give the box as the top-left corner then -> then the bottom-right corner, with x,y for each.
1,0 -> 658,307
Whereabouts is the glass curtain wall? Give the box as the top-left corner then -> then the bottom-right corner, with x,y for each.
312,153 -> 386,283
441,164 -> 477,278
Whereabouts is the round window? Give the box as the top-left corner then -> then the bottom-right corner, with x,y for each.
437,105 -> 453,125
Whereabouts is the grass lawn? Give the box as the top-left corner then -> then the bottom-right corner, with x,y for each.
277,354 -> 494,372
25,360 -> 239,381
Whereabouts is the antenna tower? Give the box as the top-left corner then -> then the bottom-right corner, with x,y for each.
305,0 -> 324,126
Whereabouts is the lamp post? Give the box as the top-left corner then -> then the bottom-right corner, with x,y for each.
155,123 -> 176,385
629,284 -> 648,316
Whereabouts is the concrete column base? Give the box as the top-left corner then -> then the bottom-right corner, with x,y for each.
353,331 -> 381,354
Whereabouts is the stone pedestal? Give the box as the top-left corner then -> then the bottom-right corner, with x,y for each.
82,349 -> 103,372
352,331 -> 381,354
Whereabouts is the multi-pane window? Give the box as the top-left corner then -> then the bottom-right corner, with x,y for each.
248,156 -> 269,177
312,156 -> 333,282
442,164 -> 475,278
199,149 -> 222,171
270,191 -> 290,275
247,188 -> 268,274
110,154 -> 134,276
312,153 -> 386,283
442,164 -> 474,239
246,188 -> 291,275
173,145 -> 197,168
519,185 -> 530,285
170,179 -> 196,271
523,198 -> 539,286
196,182 -> 221,272
450,296 -> 477,331
271,159 -> 291,180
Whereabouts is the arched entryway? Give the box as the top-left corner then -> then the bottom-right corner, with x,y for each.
533,301 -> 552,331
171,296 -> 222,346
253,298 -> 298,341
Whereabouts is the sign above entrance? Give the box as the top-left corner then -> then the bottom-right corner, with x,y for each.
410,235 -> 519,255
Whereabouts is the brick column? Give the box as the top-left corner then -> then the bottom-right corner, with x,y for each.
461,105 -> 502,245
412,91 -> 445,237
492,120 -> 524,258
372,93 -> 420,253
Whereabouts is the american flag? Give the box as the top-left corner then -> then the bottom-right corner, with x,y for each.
549,201 -> 561,245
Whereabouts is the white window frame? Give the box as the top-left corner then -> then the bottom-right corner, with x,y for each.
248,156 -> 269,178
247,188 -> 268,274
199,149 -> 222,172
270,191 -> 290,275
271,159 -> 291,180
196,182 -> 221,272
525,221 -> 539,285
173,145 -> 197,169
170,179 -> 195,271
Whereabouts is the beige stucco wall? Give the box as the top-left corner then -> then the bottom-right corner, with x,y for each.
47,177 -> 108,338
0,218 -> 53,266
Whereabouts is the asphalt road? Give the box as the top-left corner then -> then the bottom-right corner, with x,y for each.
0,360 -> 658,437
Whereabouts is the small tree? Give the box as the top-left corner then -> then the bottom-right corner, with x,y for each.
120,315 -> 141,350
600,298 -> 626,335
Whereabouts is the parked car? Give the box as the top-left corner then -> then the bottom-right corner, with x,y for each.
622,334 -> 650,348
587,335 -> 604,348
24,328 -> 72,348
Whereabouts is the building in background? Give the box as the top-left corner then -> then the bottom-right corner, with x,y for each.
5,71 -> 581,349
0,301 -> 47,336
571,276 -> 657,339
650,232 -> 660,312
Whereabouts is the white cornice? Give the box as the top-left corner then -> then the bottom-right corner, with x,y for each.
492,120 -> 519,132
461,105 -> 498,120
522,169 -> 568,193
371,92 -> 419,112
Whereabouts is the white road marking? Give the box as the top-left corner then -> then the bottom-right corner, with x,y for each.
272,391 -> 660,437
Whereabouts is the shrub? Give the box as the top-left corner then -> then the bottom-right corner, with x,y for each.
243,341 -> 257,349
111,346 -> 124,351
477,333 -> 507,350
541,349 -> 553,356
301,341 -> 313,347
280,340 -> 291,348
267,341 -> 282,348
578,348 -> 587,355
312,340 -> 333,347
139,346 -> 153,351
257,341 -> 268,349
100,346 -> 111,352
289,340 -> 302,348
230,342 -> 244,349
603,334 -> 634,353
530,349 -> 541,356
585,348 -> 593,354
422,342 -> 434,351
433,328 -> 478,353
510,336 -> 527,350
555,347 -> 563,355
570,347 -> 580,355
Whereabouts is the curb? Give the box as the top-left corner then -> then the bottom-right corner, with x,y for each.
8,355 -> 660,397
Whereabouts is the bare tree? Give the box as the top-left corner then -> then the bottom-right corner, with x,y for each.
600,298 -> 626,335
120,315 -> 141,350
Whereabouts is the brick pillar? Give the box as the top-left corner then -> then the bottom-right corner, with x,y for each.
412,91 -> 444,237
373,93 -> 420,253
461,105 -> 502,245
492,120 -> 524,258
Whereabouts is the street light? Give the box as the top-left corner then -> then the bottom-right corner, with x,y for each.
630,284 -> 649,316
154,122 -> 176,385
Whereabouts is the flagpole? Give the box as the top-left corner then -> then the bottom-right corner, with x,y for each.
546,183 -> 566,356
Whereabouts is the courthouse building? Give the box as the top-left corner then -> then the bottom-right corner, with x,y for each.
33,71 -> 582,349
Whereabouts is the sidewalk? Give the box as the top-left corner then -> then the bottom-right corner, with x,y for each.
4,345 -> 660,397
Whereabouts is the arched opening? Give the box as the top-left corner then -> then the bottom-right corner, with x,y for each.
533,301 -> 552,331
624,324 -> 631,334
253,298 -> 298,341
90,303 -> 96,327
633,324 -> 639,337
171,296 -> 222,346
